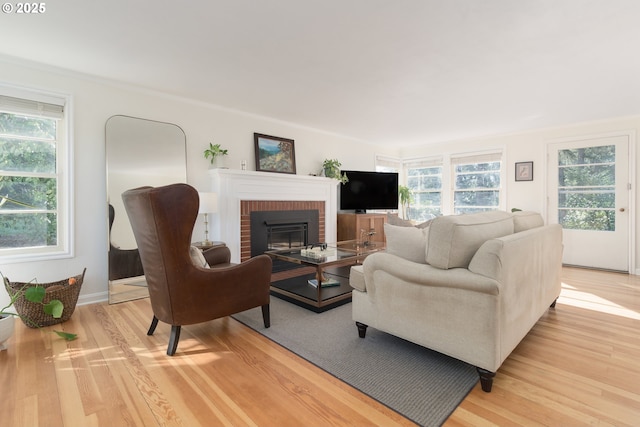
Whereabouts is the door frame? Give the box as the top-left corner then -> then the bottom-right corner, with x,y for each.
545,129 -> 636,274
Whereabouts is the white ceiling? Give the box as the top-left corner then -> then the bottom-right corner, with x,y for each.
1,0 -> 639,146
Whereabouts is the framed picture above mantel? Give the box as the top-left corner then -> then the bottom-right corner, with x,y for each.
254,133 -> 296,174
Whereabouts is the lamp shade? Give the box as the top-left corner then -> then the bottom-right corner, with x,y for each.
198,192 -> 218,214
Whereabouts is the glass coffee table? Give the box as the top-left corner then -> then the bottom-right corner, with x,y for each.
265,240 -> 385,312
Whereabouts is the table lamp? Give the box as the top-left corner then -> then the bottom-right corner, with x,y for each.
198,192 -> 218,246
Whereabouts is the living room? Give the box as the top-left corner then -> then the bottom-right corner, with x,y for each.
1,2 -> 639,426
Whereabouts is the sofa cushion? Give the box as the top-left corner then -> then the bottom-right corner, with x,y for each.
189,245 -> 210,268
350,265 -> 366,292
512,211 -> 544,232
426,211 -> 514,269
384,223 -> 430,264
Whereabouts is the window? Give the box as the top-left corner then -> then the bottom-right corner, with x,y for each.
404,157 -> 443,220
375,155 -> 401,173
451,152 -> 502,214
558,145 -> 616,231
0,87 -> 71,261
399,150 -> 504,218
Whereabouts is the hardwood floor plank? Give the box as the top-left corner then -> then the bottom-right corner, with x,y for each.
1,266 -> 639,426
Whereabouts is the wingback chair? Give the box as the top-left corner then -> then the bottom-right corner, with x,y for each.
122,183 -> 272,356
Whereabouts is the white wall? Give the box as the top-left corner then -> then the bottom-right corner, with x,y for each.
0,57 -> 398,308
2,55 -> 639,311
400,116 -> 640,272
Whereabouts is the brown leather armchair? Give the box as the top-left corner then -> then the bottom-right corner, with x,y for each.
122,183 -> 272,356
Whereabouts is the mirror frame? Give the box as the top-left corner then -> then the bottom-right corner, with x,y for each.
105,115 -> 187,304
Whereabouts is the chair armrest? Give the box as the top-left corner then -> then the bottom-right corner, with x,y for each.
202,245 -> 231,266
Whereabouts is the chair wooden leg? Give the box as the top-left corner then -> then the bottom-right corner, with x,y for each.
147,316 -> 159,335
167,325 -> 181,356
550,298 -> 558,308
262,304 -> 270,328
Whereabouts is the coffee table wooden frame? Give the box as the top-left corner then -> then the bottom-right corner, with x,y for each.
265,240 -> 384,311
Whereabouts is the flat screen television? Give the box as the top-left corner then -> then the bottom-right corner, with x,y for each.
339,170 -> 399,213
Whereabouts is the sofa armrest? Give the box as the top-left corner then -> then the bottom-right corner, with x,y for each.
362,252 -> 499,297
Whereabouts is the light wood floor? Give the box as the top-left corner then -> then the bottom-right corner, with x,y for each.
1,267 -> 639,426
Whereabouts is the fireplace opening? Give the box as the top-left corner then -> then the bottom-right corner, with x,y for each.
266,221 -> 308,251
251,209 -> 319,272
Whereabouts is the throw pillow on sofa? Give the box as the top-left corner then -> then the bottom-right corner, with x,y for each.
384,223 -> 429,264
189,245 -> 210,268
386,213 -> 434,229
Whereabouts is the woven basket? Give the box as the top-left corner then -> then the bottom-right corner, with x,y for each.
3,268 -> 86,328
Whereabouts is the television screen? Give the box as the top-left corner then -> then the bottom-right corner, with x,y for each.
339,170 -> 399,212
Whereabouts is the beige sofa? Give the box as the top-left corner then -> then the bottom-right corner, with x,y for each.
350,210 -> 563,392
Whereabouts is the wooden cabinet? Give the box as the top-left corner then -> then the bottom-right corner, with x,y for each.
337,213 -> 387,244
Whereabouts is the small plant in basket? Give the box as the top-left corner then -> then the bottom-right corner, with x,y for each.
1,272 -> 78,341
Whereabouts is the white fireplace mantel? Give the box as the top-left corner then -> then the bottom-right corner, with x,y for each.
209,169 -> 339,263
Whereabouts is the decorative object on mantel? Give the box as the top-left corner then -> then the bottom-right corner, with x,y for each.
398,185 -> 413,219
515,161 -> 533,181
197,192 -> 218,247
321,158 -> 348,184
0,269 -> 85,344
254,133 -> 296,174
203,142 -> 228,168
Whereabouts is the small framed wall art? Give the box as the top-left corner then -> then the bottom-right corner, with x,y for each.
254,133 -> 296,174
515,161 -> 533,181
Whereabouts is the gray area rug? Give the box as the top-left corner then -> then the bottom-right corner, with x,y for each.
233,297 -> 478,427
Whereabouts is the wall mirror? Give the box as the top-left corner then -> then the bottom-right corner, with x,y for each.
106,115 -> 187,304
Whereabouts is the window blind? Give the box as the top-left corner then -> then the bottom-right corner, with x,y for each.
0,94 -> 65,119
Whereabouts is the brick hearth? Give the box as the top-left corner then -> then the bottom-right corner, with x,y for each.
240,200 -> 325,262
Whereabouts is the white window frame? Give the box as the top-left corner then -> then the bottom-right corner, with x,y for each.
449,149 -> 505,214
403,156 -> 444,218
0,84 -> 73,263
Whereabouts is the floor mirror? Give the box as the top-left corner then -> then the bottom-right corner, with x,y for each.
106,115 -> 186,304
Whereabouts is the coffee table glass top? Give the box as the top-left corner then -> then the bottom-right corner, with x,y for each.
265,240 -> 385,266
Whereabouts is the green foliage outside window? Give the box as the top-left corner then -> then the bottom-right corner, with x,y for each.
406,166 -> 442,220
558,145 -> 615,231
453,161 -> 501,214
0,112 -> 58,248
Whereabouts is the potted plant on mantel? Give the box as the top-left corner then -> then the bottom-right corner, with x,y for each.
322,158 -> 349,184
204,142 -> 229,168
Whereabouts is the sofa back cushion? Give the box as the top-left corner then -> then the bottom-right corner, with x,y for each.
512,211 -> 544,232
426,210 -> 514,269
384,223 -> 430,264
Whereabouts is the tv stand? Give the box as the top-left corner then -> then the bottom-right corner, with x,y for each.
337,213 -> 387,245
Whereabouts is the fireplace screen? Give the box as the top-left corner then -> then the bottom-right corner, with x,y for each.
266,221 -> 308,250
250,209 -> 319,257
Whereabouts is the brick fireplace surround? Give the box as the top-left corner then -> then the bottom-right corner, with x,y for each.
209,169 -> 339,264
240,200 -> 325,262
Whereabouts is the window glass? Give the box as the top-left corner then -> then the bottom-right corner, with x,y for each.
453,160 -> 501,214
0,89 -> 68,259
558,145 -> 615,231
406,165 -> 442,220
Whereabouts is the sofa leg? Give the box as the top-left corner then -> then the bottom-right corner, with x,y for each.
356,322 -> 368,338
477,368 -> 495,392
550,298 -> 558,308
262,304 -> 271,328
147,316 -> 159,335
